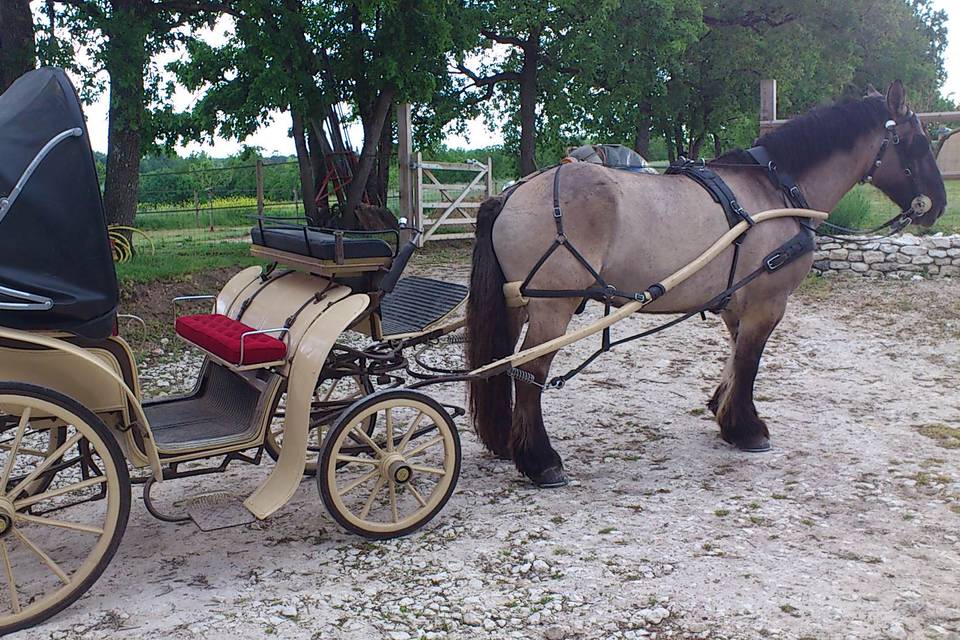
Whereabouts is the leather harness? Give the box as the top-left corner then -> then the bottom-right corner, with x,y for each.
664,148 -> 815,311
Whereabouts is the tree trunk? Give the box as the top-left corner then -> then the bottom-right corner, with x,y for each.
373,103 -> 393,207
102,2 -> 148,235
689,132 -> 704,160
344,85 -> 395,228
0,0 -> 35,92
713,132 -> 722,158
633,117 -> 651,158
291,110 -> 320,225
517,32 -> 540,176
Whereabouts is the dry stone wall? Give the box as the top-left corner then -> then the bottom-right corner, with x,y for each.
812,234 -> 960,278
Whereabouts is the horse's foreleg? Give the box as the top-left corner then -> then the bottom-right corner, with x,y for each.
715,304 -> 785,451
708,312 -> 740,416
511,302 -> 577,487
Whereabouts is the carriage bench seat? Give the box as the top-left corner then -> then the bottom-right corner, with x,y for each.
251,225 -> 393,261
175,313 -> 287,367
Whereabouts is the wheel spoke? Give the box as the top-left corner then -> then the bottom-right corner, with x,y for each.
0,541 -> 20,614
404,435 -> 444,459
389,479 -> 398,523
359,476 -> 386,519
408,483 -> 427,507
385,407 -> 394,452
14,475 -> 107,510
335,455 -> 378,467
16,513 -> 104,535
338,469 -> 379,497
0,408 -> 30,489
14,530 -> 69,585
397,411 -> 426,453
349,425 -> 384,457
0,443 -> 48,458
7,432 -> 82,501
320,378 -> 341,402
409,464 -> 445,476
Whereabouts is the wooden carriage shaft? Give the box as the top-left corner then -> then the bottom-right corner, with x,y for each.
470,207 -> 829,377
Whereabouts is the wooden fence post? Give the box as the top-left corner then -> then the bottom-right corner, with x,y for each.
486,156 -> 493,199
397,103 -> 413,224
760,79 -> 777,136
415,151 -> 424,246
256,159 -> 264,218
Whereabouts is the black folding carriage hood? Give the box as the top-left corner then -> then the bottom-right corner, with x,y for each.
0,68 -> 118,339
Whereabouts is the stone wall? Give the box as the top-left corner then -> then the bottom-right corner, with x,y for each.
812,234 -> 960,278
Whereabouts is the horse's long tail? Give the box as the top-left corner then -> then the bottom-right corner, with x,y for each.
467,196 -> 514,455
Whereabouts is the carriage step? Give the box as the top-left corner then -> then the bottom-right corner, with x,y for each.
181,491 -> 256,531
380,276 -> 468,338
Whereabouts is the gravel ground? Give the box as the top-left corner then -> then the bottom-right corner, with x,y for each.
18,265 -> 960,640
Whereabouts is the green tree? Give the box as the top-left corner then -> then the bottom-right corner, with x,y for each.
38,0 -> 233,233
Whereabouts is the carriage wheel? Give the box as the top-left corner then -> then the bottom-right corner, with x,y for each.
0,383 -> 131,635
318,390 -> 460,539
264,375 -> 376,476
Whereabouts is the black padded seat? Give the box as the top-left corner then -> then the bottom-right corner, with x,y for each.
251,225 -> 393,260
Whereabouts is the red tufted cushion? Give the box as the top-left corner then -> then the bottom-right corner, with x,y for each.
175,314 -> 287,365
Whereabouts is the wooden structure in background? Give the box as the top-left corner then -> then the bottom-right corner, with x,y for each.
758,79 -> 960,179
396,103 -> 494,245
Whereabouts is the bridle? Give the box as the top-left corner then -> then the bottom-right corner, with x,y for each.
854,112 -> 933,233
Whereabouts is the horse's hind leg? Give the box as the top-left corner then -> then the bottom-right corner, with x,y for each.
511,300 -> 579,487
715,302 -> 786,451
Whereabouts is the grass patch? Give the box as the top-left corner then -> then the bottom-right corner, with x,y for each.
116,242 -> 262,284
917,424 -> 960,449
714,509 -> 730,517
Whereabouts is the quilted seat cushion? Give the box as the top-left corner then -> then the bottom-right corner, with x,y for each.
175,313 -> 287,365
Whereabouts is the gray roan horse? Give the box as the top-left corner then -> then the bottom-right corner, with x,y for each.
466,81 -> 947,487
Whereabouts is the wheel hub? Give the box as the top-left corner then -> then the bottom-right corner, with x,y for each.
0,498 -> 15,538
380,454 -> 413,485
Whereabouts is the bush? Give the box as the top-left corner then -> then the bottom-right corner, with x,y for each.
829,189 -> 872,230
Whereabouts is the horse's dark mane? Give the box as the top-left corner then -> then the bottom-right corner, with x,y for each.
712,96 -> 890,174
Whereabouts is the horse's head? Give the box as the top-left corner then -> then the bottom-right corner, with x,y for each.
867,80 -> 947,227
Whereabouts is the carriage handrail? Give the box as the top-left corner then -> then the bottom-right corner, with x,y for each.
0,127 -> 83,225
470,207 -> 831,378
0,283 -> 54,311
239,327 -> 290,365
172,294 -> 217,319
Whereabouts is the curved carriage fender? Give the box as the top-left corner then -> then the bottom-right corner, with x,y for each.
0,327 -> 163,480
243,293 -> 371,520
215,266 -> 263,317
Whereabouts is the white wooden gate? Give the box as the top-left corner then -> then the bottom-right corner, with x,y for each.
412,152 -> 493,245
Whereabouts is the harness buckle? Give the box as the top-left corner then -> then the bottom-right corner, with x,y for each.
764,252 -> 788,271
731,201 -> 755,226
553,206 -> 562,219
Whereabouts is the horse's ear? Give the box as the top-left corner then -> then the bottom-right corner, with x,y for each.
886,80 -> 908,116
864,84 -> 882,98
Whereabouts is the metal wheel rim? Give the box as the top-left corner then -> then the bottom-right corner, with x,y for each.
0,394 -> 124,628
323,396 -> 457,535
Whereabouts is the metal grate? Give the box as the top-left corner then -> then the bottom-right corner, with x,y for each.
380,277 -> 468,337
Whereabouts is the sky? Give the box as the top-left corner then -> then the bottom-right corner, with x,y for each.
74,1 -> 960,157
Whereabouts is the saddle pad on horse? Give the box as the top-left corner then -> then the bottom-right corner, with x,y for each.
379,276 -> 468,338
251,225 -> 393,261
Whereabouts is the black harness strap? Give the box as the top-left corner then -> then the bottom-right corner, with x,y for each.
666,160 -> 755,228
746,146 -> 811,209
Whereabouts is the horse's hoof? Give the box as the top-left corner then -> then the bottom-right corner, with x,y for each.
529,465 -> 569,488
735,436 -> 771,452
